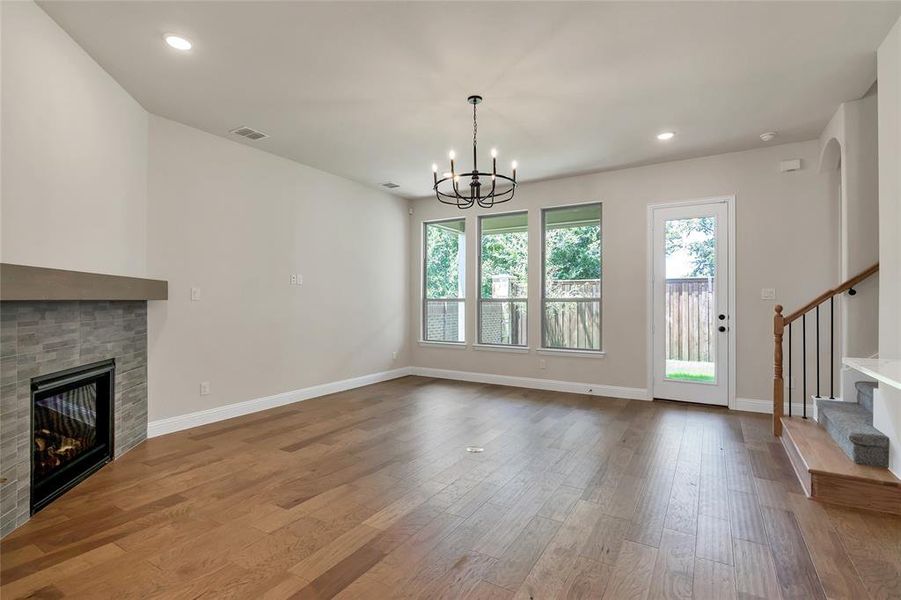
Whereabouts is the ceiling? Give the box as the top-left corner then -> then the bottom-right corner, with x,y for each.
40,1 -> 901,199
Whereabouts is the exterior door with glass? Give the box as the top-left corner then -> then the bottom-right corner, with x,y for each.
652,201 -> 729,406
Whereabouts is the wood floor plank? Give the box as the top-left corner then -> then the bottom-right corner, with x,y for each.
693,557 -> 737,600
695,514 -> 733,566
786,494 -> 870,600
733,538 -> 783,600
601,540 -> 658,600
763,507 -> 826,600
513,500 -> 603,600
485,516 -> 560,590
647,528 -> 695,599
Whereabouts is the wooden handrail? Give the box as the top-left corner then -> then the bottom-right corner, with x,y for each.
772,262 -> 879,436
784,263 -> 879,324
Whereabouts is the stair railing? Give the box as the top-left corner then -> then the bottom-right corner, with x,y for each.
773,263 -> 879,436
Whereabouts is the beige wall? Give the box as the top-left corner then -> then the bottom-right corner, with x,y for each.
1,1 -> 148,276
875,16 -> 901,476
146,116 -> 410,421
410,140 -> 839,403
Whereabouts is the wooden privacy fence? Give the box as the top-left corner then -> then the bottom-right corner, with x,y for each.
544,279 -> 601,349
665,277 -> 714,362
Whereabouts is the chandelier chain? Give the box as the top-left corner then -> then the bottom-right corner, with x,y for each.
473,102 -> 477,155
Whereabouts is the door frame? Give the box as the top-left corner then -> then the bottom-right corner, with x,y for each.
645,195 -> 736,409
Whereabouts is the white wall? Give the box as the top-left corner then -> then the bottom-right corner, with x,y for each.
875,16 -> 901,476
146,116 -> 410,422
410,141 -> 839,404
819,97 -> 880,363
0,1 -> 148,276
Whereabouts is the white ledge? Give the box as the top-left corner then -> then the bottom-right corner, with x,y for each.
537,348 -> 606,358
418,340 -> 468,349
843,357 -> 901,391
472,344 -> 531,354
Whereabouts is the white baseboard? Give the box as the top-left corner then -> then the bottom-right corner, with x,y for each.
147,367 -> 414,438
733,397 -> 818,416
410,366 -> 649,401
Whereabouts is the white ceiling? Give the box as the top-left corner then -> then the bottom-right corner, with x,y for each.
40,1 -> 900,199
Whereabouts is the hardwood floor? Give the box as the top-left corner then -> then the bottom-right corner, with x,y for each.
2,376 -> 899,599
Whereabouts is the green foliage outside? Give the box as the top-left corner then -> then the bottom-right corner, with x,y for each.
480,231 -> 528,297
426,221 -> 602,299
425,224 -> 464,298
667,372 -> 715,383
665,217 -> 715,277
544,226 -> 601,282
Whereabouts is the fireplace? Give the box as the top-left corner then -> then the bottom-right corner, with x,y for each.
31,359 -> 115,514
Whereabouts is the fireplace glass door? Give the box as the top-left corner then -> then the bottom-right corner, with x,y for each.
31,360 -> 114,513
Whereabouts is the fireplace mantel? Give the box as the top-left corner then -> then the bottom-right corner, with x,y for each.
0,263 -> 167,301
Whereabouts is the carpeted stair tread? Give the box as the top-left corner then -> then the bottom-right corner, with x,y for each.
855,380 -> 877,412
816,399 -> 889,467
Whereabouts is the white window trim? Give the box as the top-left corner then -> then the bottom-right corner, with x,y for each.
418,340 -> 468,349
473,343 -> 531,354
537,348 -> 606,358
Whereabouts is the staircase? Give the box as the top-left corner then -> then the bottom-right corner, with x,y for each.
816,381 -> 888,467
772,263 -> 901,515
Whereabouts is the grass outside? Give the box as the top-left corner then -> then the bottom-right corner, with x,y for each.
666,371 -> 715,383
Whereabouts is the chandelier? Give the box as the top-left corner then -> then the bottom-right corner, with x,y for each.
432,95 -> 517,209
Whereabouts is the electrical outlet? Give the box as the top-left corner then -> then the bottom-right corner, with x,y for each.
539,359 -> 546,370
191,287 -> 201,301
761,288 -> 776,300
290,274 -> 298,285
200,381 -> 210,396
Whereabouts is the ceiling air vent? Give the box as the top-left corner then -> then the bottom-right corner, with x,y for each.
381,182 -> 400,189
229,126 -> 269,141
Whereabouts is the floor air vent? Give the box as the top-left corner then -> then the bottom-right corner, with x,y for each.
229,126 -> 269,141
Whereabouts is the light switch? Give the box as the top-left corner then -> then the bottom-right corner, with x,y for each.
761,288 -> 776,300
191,287 -> 201,301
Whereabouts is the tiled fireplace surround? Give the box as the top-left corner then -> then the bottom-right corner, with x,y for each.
0,301 -> 149,537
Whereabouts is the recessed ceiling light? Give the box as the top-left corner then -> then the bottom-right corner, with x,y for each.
657,131 -> 675,141
164,35 -> 192,51
760,131 -> 777,142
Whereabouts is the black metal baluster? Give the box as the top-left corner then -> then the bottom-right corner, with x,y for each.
788,322 -> 792,417
802,313 -> 807,419
816,305 -> 821,399
830,296 -> 835,399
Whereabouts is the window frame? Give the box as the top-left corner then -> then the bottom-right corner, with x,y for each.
477,210 -> 529,348
540,202 -> 603,352
422,217 -> 467,344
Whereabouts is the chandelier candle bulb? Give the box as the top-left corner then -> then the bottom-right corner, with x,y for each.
431,95 -> 517,208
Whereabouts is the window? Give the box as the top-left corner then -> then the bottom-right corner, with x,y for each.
542,204 -> 602,350
423,219 -> 466,342
479,212 -> 528,346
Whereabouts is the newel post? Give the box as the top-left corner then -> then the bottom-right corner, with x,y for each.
773,305 -> 784,436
